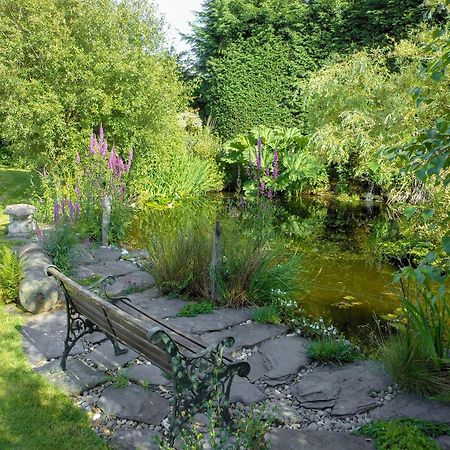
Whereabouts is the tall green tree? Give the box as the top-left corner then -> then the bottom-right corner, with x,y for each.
189,0 -> 435,139
0,0 -> 187,194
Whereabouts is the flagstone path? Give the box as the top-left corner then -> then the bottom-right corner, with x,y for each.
20,245 -> 450,449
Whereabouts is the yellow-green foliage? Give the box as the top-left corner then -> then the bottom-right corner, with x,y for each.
0,245 -> 21,304
303,32 -> 449,192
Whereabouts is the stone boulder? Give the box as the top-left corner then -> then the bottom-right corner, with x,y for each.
19,243 -> 63,313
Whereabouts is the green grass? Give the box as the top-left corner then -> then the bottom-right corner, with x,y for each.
0,306 -> 108,450
354,419 -> 450,450
252,305 -> 282,324
0,167 -> 34,229
177,301 -> 215,317
307,338 -> 361,364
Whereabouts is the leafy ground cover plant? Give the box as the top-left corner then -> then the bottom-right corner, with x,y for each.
41,224 -> 79,274
157,401 -> 273,450
308,338 -> 361,364
178,301 -> 215,317
0,245 -> 21,304
354,418 -> 450,450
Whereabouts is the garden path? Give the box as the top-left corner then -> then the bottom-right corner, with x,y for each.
21,246 -> 450,449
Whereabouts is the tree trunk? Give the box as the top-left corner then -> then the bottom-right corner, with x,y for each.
101,194 -> 112,247
210,220 -> 222,303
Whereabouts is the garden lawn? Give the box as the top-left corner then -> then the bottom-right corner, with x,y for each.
0,306 -> 108,450
0,167 -> 33,229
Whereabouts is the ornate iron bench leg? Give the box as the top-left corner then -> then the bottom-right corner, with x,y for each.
149,328 -> 250,445
105,332 -> 128,356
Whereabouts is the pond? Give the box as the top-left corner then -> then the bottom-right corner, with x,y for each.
129,195 -> 400,341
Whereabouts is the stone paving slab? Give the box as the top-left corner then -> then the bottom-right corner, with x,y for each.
89,341 -> 139,370
106,272 -> 155,297
265,429 -> 375,450
37,358 -> 109,395
260,335 -> 310,381
122,294 -> 189,319
246,351 -> 269,382
437,435 -> 450,449
22,325 -> 84,364
110,428 -> 160,450
229,377 -> 266,405
25,308 -> 67,331
122,363 -> 171,387
370,393 -> 450,424
166,308 -> 253,334
200,322 -> 287,351
98,384 -> 169,425
75,260 -> 140,280
294,361 -> 391,416
76,246 -> 122,265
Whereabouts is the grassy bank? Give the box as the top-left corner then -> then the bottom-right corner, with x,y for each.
0,306 -> 107,450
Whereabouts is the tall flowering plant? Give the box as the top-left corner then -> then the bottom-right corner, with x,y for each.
246,137 -> 279,199
73,125 -> 133,245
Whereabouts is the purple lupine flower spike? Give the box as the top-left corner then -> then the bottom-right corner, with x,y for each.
256,138 -> 262,171
273,149 -> 279,179
101,138 -> 108,157
108,148 -> 116,171
260,179 -> 265,194
53,200 -> 60,224
75,185 -> 81,197
61,199 -> 65,216
99,124 -> 104,144
75,201 -> 80,217
267,189 -> 273,199
265,167 -> 270,176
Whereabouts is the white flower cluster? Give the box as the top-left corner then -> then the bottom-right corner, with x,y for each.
293,316 -> 340,339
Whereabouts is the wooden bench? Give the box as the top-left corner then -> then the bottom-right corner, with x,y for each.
46,266 -> 250,443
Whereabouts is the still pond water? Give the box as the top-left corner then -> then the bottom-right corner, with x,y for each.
130,195 -> 400,340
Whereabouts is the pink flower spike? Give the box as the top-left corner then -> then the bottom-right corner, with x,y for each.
108,148 -> 116,171
101,139 -> 108,157
90,133 -> 96,154
76,152 -> 81,164
99,124 -> 104,144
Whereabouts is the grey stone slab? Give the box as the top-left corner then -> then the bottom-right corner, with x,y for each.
106,271 -> 155,297
200,323 -> 287,351
22,325 -> 84,364
25,309 -> 67,332
265,429 -> 375,450
111,428 -> 160,450
166,308 -> 253,334
98,384 -> 170,425
89,341 -> 138,370
246,351 -> 269,382
76,246 -> 122,265
122,363 -> 171,387
75,260 -> 140,280
260,336 -> 310,381
39,358 -> 108,395
370,393 -> 450,424
437,435 -> 450,449
294,361 -> 391,416
230,377 -> 266,405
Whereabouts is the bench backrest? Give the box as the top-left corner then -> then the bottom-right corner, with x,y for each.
47,266 -> 216,372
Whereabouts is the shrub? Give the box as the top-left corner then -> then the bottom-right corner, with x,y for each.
307,338 -> 360,364
0,245 -> 21,304
379,331 -> 450,398
355,418 -> 450,450
253,305 -> 282,324
43,225 -> 79,274
146,220 -> 212,298
178,302 -> 215,318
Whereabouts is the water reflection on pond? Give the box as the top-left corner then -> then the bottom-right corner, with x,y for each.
129,195 -> 400,340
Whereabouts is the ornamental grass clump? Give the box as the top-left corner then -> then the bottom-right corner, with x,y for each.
0,245 -> 21,304
308,338 -> 361,365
